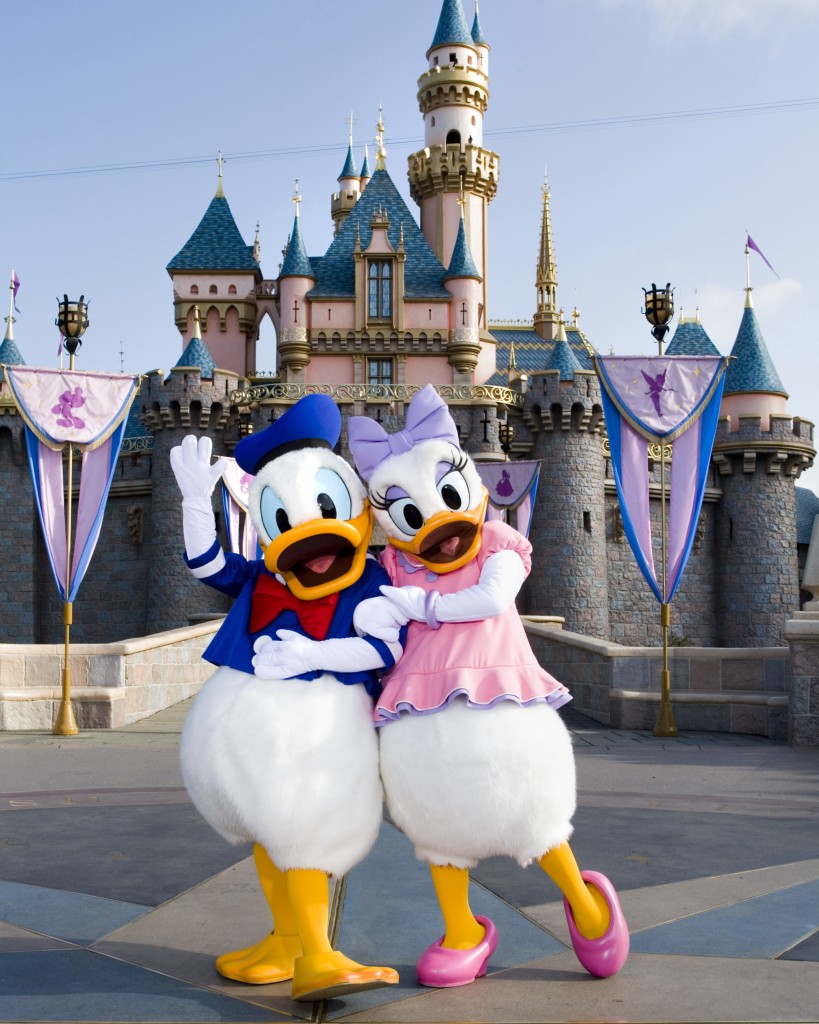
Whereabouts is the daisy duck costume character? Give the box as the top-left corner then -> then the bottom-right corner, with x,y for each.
348,384 -> 628,987
170,394 -> 402,1002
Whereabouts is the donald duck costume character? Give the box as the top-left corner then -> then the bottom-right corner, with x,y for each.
348,385 -> 628,988
171,394 -> 401,1002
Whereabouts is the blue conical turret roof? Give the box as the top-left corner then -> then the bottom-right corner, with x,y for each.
430,0 -> 473,51
545,332 -> 583,380
279,214 -> 315,279
443,217 -> 481,280
724,302 -> 787,396
360,149 -> 372,181
174,336 -> 215,379
665,318 -> 720,357
0,333 -> 24,365
167,192 -> 260,272
338,143 -> 358,181
471,4 -> 487,45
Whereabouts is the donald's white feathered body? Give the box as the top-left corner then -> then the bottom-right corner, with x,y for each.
171,395 -> 401,1000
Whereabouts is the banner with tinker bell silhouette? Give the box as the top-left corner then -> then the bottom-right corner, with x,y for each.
3,366 -> 137,602
477,461 -> 541,538
220,457 -> 259,559
595,355 -> 729,604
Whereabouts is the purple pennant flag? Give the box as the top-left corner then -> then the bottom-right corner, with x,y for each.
11,270 -> 21,313
746,234 -> 780,279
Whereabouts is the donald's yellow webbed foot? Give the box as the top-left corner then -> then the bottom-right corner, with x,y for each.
215,932 -> 302,985
291,950 -> 399,1002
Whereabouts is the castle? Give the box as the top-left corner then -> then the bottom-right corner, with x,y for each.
0,0 -> 815,656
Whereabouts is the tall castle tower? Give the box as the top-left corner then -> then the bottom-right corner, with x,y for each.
712,283 -> 814,646
408,0 -> 498,332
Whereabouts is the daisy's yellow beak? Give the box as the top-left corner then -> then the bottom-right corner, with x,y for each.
388,489 -> 488,574
261,503 -> 374,600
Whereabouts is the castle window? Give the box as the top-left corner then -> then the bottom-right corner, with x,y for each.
368,260 -> 392,321
431,116 -> 436,127
446,129 -> 461,146
367,357 -> 394,388
467,55 -> 473,65
433,56 -> 439,66
449,52 -> 456,63
190,285 -> 199,296
209,284 -> 218,295
228,284 -> 237,295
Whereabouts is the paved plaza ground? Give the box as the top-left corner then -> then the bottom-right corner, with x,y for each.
1,700 -> 817,1024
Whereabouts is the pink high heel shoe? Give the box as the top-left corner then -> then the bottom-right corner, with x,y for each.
416,915 -> 498,988
563,870 -> 629,977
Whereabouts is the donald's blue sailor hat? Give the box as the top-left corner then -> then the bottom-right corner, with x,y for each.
235,394 -> 342,475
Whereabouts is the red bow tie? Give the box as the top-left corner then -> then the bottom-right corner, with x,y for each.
249,573 -> 338,639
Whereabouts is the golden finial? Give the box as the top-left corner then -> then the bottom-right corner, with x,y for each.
375,104 -> 387,170
216,151 -> 225,197
192,304 -> 202,340
541,164 -> 550,200
572,304 -> 580,326
253,221 -> 261,262
292,178 -> 302,216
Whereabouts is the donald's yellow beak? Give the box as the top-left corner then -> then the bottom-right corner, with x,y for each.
261,504 -> 374,600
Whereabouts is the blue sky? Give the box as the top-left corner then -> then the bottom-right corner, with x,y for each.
3,0 -> 818,489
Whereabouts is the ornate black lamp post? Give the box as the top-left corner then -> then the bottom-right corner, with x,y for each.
642,283 -> 678,737
52,295 -> 90,736
642,283 -> 674,355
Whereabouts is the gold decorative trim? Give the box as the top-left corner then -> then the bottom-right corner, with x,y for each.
232,382 -> 524,408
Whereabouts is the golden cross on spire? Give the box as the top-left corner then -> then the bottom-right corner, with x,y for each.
292,178 -> 302,216
216,150 -> 225,196
375,104 -> 387,170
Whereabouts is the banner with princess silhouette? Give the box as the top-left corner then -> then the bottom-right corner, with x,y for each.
594,355 -> 729,603
3,366 -> 138,601
221,456 -> 259,559
477,461 -> 541,538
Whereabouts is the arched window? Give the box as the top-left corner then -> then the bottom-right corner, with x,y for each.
228,284 -> 237,295
446,129 -> 461,146
190,284 -> 199,296
209,284 -> 218,295
368,260 -> 392,320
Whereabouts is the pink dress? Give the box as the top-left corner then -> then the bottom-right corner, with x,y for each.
374,520 -> 571,724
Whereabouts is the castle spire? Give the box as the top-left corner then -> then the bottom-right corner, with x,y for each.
533,172 -> 560,340
215,150 -> 225,197
375,106 -> 388,170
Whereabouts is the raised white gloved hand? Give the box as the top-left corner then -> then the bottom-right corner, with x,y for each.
170,435 -> 228,560
252,629 -> 401,679
353,595 -> 409,643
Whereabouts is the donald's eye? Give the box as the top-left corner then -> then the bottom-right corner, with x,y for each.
314,469 -> 352,521
437,469 -> 470,511
260,486 -> 289,539
387,498 -> 425,536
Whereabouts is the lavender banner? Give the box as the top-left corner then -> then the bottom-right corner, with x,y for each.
478,461 -> 541,538
595,355 -> 728,604
5,367 -> 138,602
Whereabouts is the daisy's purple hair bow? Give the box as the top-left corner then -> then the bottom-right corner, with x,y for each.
348,383 -> 460,482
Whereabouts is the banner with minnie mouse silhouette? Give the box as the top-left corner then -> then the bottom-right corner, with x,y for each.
477,461 -> 541,538
3,366 -> 138,601
220,457 -> 259,559
594,355 -> 729,604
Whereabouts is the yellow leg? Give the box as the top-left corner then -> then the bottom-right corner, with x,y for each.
286,868 -> 399,1002
215,845 -> 302,984
429,864 -> 486,950
539,843 -> 610,940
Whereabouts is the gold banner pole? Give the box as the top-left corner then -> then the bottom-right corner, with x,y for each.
54,344 -> 79,736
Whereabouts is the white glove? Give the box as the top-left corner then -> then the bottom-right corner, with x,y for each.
353,596 -> 409,643
378,550 -> 526,628
170,435 -> 228,560
376,586 -> 428,623
252,629 -> 401,680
